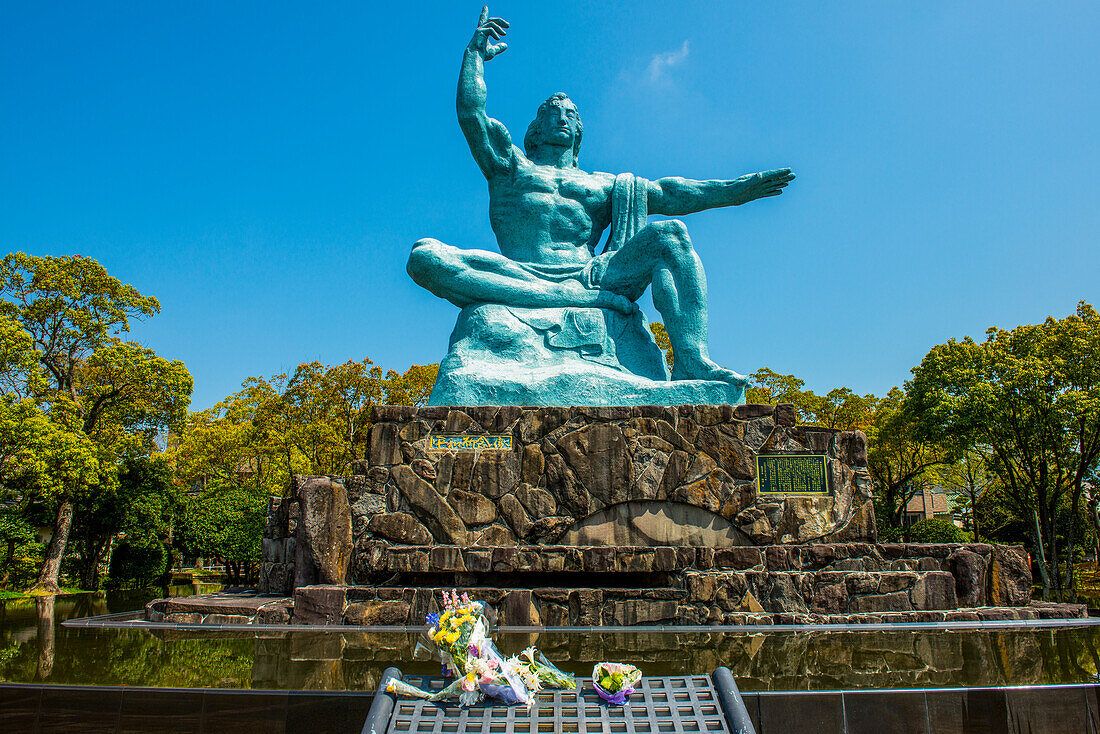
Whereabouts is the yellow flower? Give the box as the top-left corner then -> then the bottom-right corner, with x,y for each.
445,631 -> 461,645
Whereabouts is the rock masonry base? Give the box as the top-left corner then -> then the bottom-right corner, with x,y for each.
150,404 -> 1075,627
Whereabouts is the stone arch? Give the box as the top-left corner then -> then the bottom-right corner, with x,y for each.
558,500 -> 752,547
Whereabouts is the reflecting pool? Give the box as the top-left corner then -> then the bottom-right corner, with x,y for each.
2,591 -> 1098,692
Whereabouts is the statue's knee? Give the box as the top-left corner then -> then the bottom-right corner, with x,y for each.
407,238 -> 444,282
652,219 -> 692,257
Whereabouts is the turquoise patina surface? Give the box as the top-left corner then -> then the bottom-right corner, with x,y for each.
409,8 -> 794,407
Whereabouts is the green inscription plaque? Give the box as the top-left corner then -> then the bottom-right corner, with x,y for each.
756,454 -> 828,495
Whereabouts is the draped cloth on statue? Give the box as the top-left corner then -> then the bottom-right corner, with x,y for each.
428,173 -> 745,407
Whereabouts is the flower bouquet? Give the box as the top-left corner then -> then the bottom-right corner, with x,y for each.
509,646 -> 577,694
592,662 -> 642,705
386,590 -> 530,707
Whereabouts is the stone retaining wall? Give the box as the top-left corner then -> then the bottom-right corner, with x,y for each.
261,403 -> 877,594
287,583 -> 1081,627
275,541 -> 1042,626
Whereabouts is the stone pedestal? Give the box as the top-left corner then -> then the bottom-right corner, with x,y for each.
361,403 -> 873,548
247,404 -> 1054,626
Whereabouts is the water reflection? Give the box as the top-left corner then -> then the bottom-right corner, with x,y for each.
1,591 -> 1098,692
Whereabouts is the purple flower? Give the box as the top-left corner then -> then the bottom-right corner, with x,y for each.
426,612 -> 440,627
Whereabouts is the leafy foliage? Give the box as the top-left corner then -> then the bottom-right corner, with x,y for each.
107,538 -> 167,589
907,302 -> 1100,596
907,518 -> 968,544
745,368 -> 876,430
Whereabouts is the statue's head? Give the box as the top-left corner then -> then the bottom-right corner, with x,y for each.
524,93 -> 583,165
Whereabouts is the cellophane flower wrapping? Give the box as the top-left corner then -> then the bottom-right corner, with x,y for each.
592,662 -> 642,705
510,646 -> 577,693
387,590 -> 530,707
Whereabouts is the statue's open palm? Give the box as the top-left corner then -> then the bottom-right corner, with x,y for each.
734,168 -> 796,205
469,7 -> 509,61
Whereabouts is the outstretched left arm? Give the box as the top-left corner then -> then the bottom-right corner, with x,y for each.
646,168 -> 794,216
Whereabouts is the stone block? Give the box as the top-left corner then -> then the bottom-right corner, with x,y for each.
733,404 -> 774,420
878,572 -> 917,593
165,613 -> 204,624
256,600 -> 292,624
465,549 -> 492,572
368,512 -> 432,545
607,599 -> 679,625
849,591 -> 911,613
568,589 -> 603,625
262,538 -> 281,564
945,548 -> 987,607
473,524 -> 517,545
988,545 -> 1032,607
501,590 -> 541,626
204,614 -> 252,625
345,601 -> 412,625
294,476 -> 353,587
429,546 -> 466,572
558,423 -> 632,506
449,488 -> 497,525
368,423 -> 402,465
392,465 -> 467,543
293,585 -> 347,624
774,403 -> 797,426
686,572 -> 722,602
911,572 -> 958,610
846,572 -> 879,595
812,581 -> 848,613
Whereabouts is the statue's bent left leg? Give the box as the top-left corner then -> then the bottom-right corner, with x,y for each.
600,221 -> 748,385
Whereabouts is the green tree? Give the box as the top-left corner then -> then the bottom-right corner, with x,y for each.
745,368 -> 877,431
176,483 -> 266,585
907,517 -> 968,544
648,322 -> 674,371
866,387 -> 946,533
385,363 -> 440,407
934,447 -> 1000,542
0,253 -> 192,593
71,455 -> 179,590
745,368 -> 811,413
907,302 -> 1100,596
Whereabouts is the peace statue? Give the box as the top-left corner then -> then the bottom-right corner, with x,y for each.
409,8 -> 795,407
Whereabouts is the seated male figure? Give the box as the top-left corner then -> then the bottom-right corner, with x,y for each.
408,8 -> 794,385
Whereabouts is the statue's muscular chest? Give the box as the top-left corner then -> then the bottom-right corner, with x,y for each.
491,166 -> 610,230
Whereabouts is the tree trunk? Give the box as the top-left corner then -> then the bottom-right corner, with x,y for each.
30,498 -> 74,595
35,595 -> 56,680
1066,485 -> 1084,595
1,538 -> 15,586
1031,508 -> 1052,599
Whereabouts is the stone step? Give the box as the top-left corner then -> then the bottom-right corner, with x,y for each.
142,589 -> 1087,627
352,542 -> 1032,609
685,569 -> 960,614
359,541 -> 1019,573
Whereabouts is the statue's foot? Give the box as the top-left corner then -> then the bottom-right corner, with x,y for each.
672,355 -> 750,387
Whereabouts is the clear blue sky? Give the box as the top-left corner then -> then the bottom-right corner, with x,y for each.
2,2 -> 1097,410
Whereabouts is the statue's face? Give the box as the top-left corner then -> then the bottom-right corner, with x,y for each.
537,97 -> 580,148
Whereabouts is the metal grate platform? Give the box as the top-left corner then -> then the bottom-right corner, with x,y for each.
386,674 -> 730,734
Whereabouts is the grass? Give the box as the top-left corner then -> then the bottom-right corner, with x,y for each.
0,585 -> 92,600
1076,562 -> 1100,597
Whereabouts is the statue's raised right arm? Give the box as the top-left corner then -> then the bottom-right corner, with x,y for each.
457,7 -> 512,179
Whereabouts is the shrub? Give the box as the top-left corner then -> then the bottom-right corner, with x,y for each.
107,539 -> 166,589
907,517 -> 967,544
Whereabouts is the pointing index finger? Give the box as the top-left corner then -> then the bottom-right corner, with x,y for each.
478,6 -> 488,25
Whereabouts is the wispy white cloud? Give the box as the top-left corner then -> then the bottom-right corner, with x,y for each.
645,40 -> 690,86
